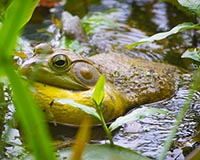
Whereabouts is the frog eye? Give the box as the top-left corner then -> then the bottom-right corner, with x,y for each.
49,54 -> 71,72
73,62 -> 100,87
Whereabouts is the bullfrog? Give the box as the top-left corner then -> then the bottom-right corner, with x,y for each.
20,43 -> 179,125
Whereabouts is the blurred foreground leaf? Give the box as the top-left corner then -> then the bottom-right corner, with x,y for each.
5,0 -> 38,30
59,144 -> 151,160
127,22 -> 200,48
109,107 -> 168,131
0,0 -> 56,159
70,116 -> 91,160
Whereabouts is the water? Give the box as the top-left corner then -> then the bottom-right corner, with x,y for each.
2,0 -> 200,159
114,78 -> 200,159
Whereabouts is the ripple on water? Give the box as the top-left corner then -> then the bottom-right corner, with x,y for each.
113,74 -> 200,159
152,2 -> 169,31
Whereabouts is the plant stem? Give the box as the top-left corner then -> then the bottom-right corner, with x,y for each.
97,104 -> 114,145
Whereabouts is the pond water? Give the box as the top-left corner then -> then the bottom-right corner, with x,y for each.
2,0 -> 200,159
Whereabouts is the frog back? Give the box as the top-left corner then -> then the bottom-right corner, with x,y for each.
89,53 -> 178,108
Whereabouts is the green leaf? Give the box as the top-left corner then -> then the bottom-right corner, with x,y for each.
178,0 -> 200,18
109,107 -> 168,131
181,48 -> 200,62
54,98 -> 101,120
0,0 -> 38,57
92,74 -> 105,106
5,0 -> 38,31
127,22 -> 200,48
7,68 -> 56,160
58,144 -> 151,160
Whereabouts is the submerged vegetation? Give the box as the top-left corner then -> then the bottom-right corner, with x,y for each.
0,0 -> 200,160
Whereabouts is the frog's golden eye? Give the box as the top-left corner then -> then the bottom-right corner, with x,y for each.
49,54 -> 71,72
73,62 -> 100,87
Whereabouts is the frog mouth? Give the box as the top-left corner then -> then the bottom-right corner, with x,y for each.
31,81 -> 128,125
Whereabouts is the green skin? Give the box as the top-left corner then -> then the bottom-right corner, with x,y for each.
20,44 -> 179,125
